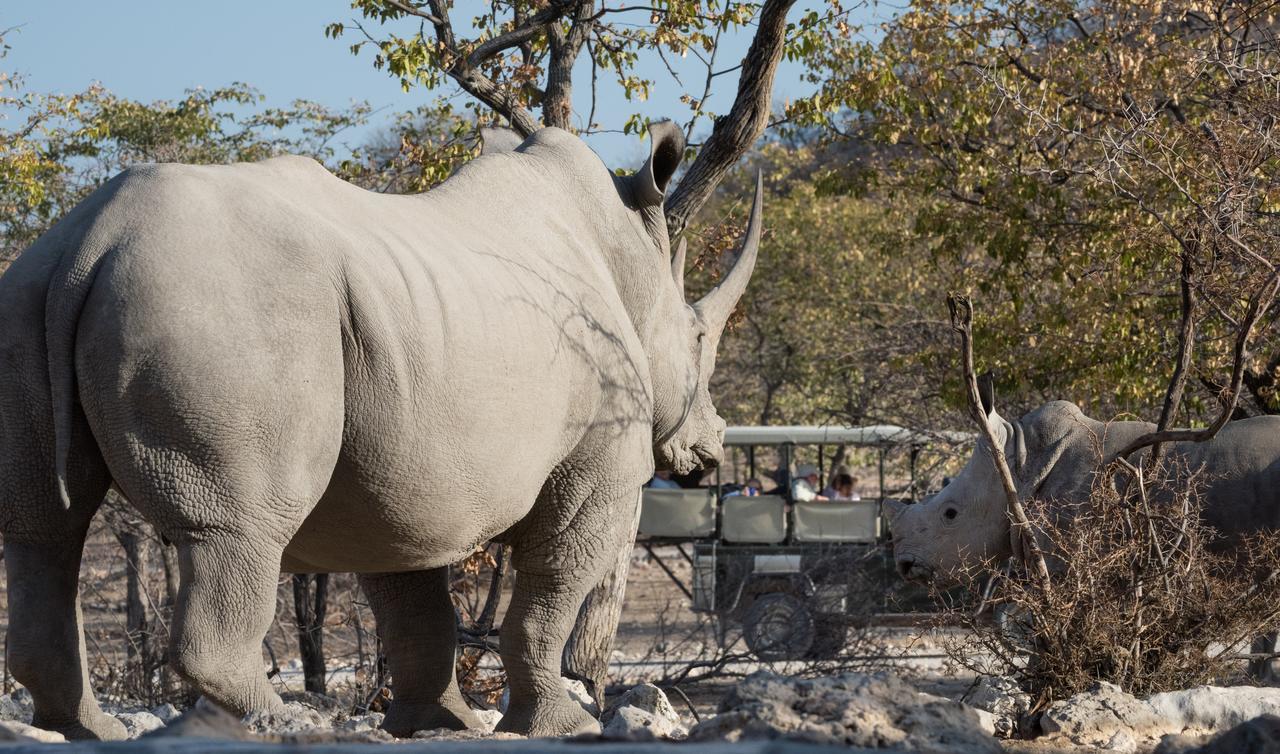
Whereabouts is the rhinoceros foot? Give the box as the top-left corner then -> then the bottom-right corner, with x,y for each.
34,710 -> 127,741
497,696 -> 600,737
382,699 -> 480,737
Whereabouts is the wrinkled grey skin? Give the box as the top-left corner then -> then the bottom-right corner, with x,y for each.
0,123 -> 760,740
888,396 -> 1280,582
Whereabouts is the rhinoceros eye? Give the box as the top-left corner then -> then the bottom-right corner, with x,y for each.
944,507 -> 958,520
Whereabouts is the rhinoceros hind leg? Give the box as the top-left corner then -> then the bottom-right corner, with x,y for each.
6,537 -> 127,741
495,567 -> 604,737
358,568 -> 479,737
169,536 -> 286,717
497,478 -> 642,737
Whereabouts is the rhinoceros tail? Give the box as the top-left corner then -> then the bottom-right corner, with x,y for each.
45,239 -> 112,511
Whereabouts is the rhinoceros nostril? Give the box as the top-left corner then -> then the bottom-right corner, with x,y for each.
897,558 -> 914,578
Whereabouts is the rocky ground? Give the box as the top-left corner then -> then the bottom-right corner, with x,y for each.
2,672 -> 1280,752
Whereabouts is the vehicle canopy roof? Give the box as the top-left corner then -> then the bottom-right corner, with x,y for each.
722,424 -> 972,448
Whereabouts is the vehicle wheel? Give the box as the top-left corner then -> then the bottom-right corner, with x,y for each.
808,617 -> 848,659
743,592 -> 815,661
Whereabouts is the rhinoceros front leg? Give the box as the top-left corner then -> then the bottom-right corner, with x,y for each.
6,536 -> 127,741
496,482 -> 641,737
359,568 -> 480,736
168,535 -> 286,716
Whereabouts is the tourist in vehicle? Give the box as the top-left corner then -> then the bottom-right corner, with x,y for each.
724,477 -> 764,498
791,464 -> 828,502
647,469 -> 681,489
822,466 -> 862,500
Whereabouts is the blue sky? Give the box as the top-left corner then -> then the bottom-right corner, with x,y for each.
4,1 -> 885,167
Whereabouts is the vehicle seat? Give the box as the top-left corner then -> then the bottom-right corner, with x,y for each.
792,500 -> 880,543
721,495 -> 788,543
638,488 -> 716,538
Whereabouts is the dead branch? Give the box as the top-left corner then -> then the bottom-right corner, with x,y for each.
947,293 -> 1052,591
1151,246 -> 1198,461
1116,274 -> 1280,461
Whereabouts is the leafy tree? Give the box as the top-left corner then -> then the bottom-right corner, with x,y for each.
785,0 -> 1280,423
327,0 -> 856,238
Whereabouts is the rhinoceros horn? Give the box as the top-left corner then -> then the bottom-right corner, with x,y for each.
694,171 -> 763,336
671,238 -> 687,292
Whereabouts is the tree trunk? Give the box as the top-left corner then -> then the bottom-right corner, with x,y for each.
121,530 -> 151,666
664,0 -> 799,241
561,538 -> 634,706
292,573 -> 330,695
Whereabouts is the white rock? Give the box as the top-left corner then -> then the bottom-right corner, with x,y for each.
963,676 -> 1031,738
472,709 -> 503,734
1148,686 -> 1280,733
0,693 -> 32,723
564,678 -> 600,717
688,671 -> 1000,754
115,710 -> 165,738
340,713 -> 384,733
972,708 -> 998,737
0,720 -> 65,743
1106,729 -> 1138,753
242,701 -> 331,734
601,684 -> 685,740
150,703 -> 182,723
602,706 -> 667,741
1041,682 -> 1169,745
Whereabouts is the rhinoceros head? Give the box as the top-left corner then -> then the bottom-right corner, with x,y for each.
626,121 -> 761,475
886,375 -> 1023,582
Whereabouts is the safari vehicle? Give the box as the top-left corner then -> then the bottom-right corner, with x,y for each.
636,425 -> 967,660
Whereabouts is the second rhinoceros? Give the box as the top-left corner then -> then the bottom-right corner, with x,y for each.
888,386 -> 1280,582
0,123 -> 759,739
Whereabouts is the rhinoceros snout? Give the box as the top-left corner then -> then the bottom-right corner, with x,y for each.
896,555 -> 933,582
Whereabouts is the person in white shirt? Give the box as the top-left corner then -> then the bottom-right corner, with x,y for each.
791,464 -> 827,502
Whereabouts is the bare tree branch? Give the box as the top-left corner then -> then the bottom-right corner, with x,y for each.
664,0 -> 798,240
1116,274 -> 1280,461
424,0 -> 541,136
1151,246 -> 1198,461
947,293 -> 1052,591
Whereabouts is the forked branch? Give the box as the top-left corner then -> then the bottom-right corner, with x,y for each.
1115,274 -> 1280,462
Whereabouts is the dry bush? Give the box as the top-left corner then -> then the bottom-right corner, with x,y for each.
936,459 -> 1280,705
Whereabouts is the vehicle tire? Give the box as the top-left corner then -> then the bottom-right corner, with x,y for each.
808,617 -> 848,659
742,592 -> 815,661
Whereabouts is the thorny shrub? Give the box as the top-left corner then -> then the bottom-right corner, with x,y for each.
935,457 -> 1280,707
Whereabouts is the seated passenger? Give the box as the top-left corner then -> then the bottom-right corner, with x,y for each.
647,469 -> 680,489
724,477 -> 764,498
822,466 -> 862,500
791,464 -> 828,502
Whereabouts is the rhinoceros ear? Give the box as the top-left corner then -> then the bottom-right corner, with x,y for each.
633,120 -> 686,207
480,127 -> 523,155
882,499 -> 910,526
977,371 -> 996,418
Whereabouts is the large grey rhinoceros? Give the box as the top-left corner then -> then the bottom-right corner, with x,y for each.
888,387 -> 1280,582
0,122 -> 760,740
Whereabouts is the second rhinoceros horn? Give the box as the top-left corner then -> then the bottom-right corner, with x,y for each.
693,172 -> 763,335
